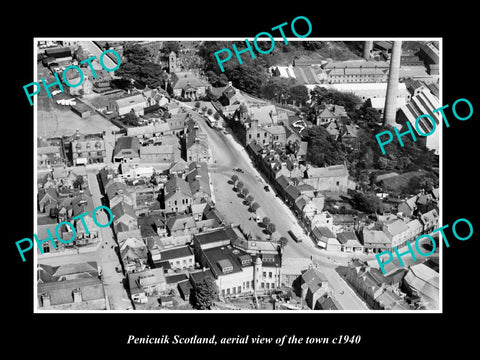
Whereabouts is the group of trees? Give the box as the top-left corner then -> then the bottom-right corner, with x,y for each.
115,44 -> 168,89
262,217 -> 276,235
309,86 -> 363,113
198,42 -> 312,104
305,125 -> 346,167
191,277 -> 218,310
262,77 -> 309,106
349,190 -> 382,214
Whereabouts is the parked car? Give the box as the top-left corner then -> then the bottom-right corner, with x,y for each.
233,167 -> 244,173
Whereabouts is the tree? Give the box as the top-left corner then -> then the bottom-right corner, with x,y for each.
250,202 -> 260,212
207,108 -> 213,116
350,191 -> 382,213
263,217 -> 271,226
231,174 -> 239,183
405,175 -> 437,195
310,86 -> 362,112
194,101 -> 201,109
162,41 -> 180,55
245,194 -> 254,205
115,44 -> 167,88
166,81 -> 174,96
205,70 -> 229,87
242,188 -> 249,197
279,236 -> 288,247
214,112 -> 220,120
73,175 -> 84,189
287,85 -> 309,106
267,223 -> 276,234
236,181 -> 244,192
192,277 -> 218,310
201,106 -> 208,113
306,126 -> 346,167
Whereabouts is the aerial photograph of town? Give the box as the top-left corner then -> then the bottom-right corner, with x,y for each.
34,39 -> 441,311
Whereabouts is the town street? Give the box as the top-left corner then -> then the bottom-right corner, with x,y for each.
180,104 -> 370,310
38,167 -> 133,310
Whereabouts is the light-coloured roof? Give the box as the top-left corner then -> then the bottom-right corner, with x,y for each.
407,219 -> 422,231
127,122 -> 171,136
248,105 -> 277,125
306,164 -> 348,178
383,219 -> 409,236
363,229 -> 391,245
404,263 -> 439,307
140,145 -> 174,155
164,176 -> 192,200
172,72 -> 206,90
38,146 -> 61,154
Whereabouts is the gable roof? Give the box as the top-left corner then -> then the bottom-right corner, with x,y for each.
383,219 -> 409,236
336,231 -> 362,247
362,229 -> 391,246
313,226 -> 336,240
38,277 -> 105,306
128,268 -> 166,293
166,214 -> 196,232
113,136 -> 141,158
306,164 -> 348,178
112,201 -> 137,220
285,184 -> 301,200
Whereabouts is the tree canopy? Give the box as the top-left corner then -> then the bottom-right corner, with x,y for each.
350,190 -> 382,213
116,43 -> 168,88
305,125 -> 346,167
310,86 -> 362,112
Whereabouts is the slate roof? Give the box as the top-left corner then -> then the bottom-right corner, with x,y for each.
313,226 -> 336,239
160,246 -> 193,261
306,164 -> 348,178
166,214 -> 196,232
113,136 -> 141,158
111,201 -> 137,220
105,181 -> 128,200
336,231 -> 362,247
362,229 -> 391,247
38,277 -> 105,306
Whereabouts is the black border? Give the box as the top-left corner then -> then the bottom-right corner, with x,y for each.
8,5 -> 479,356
